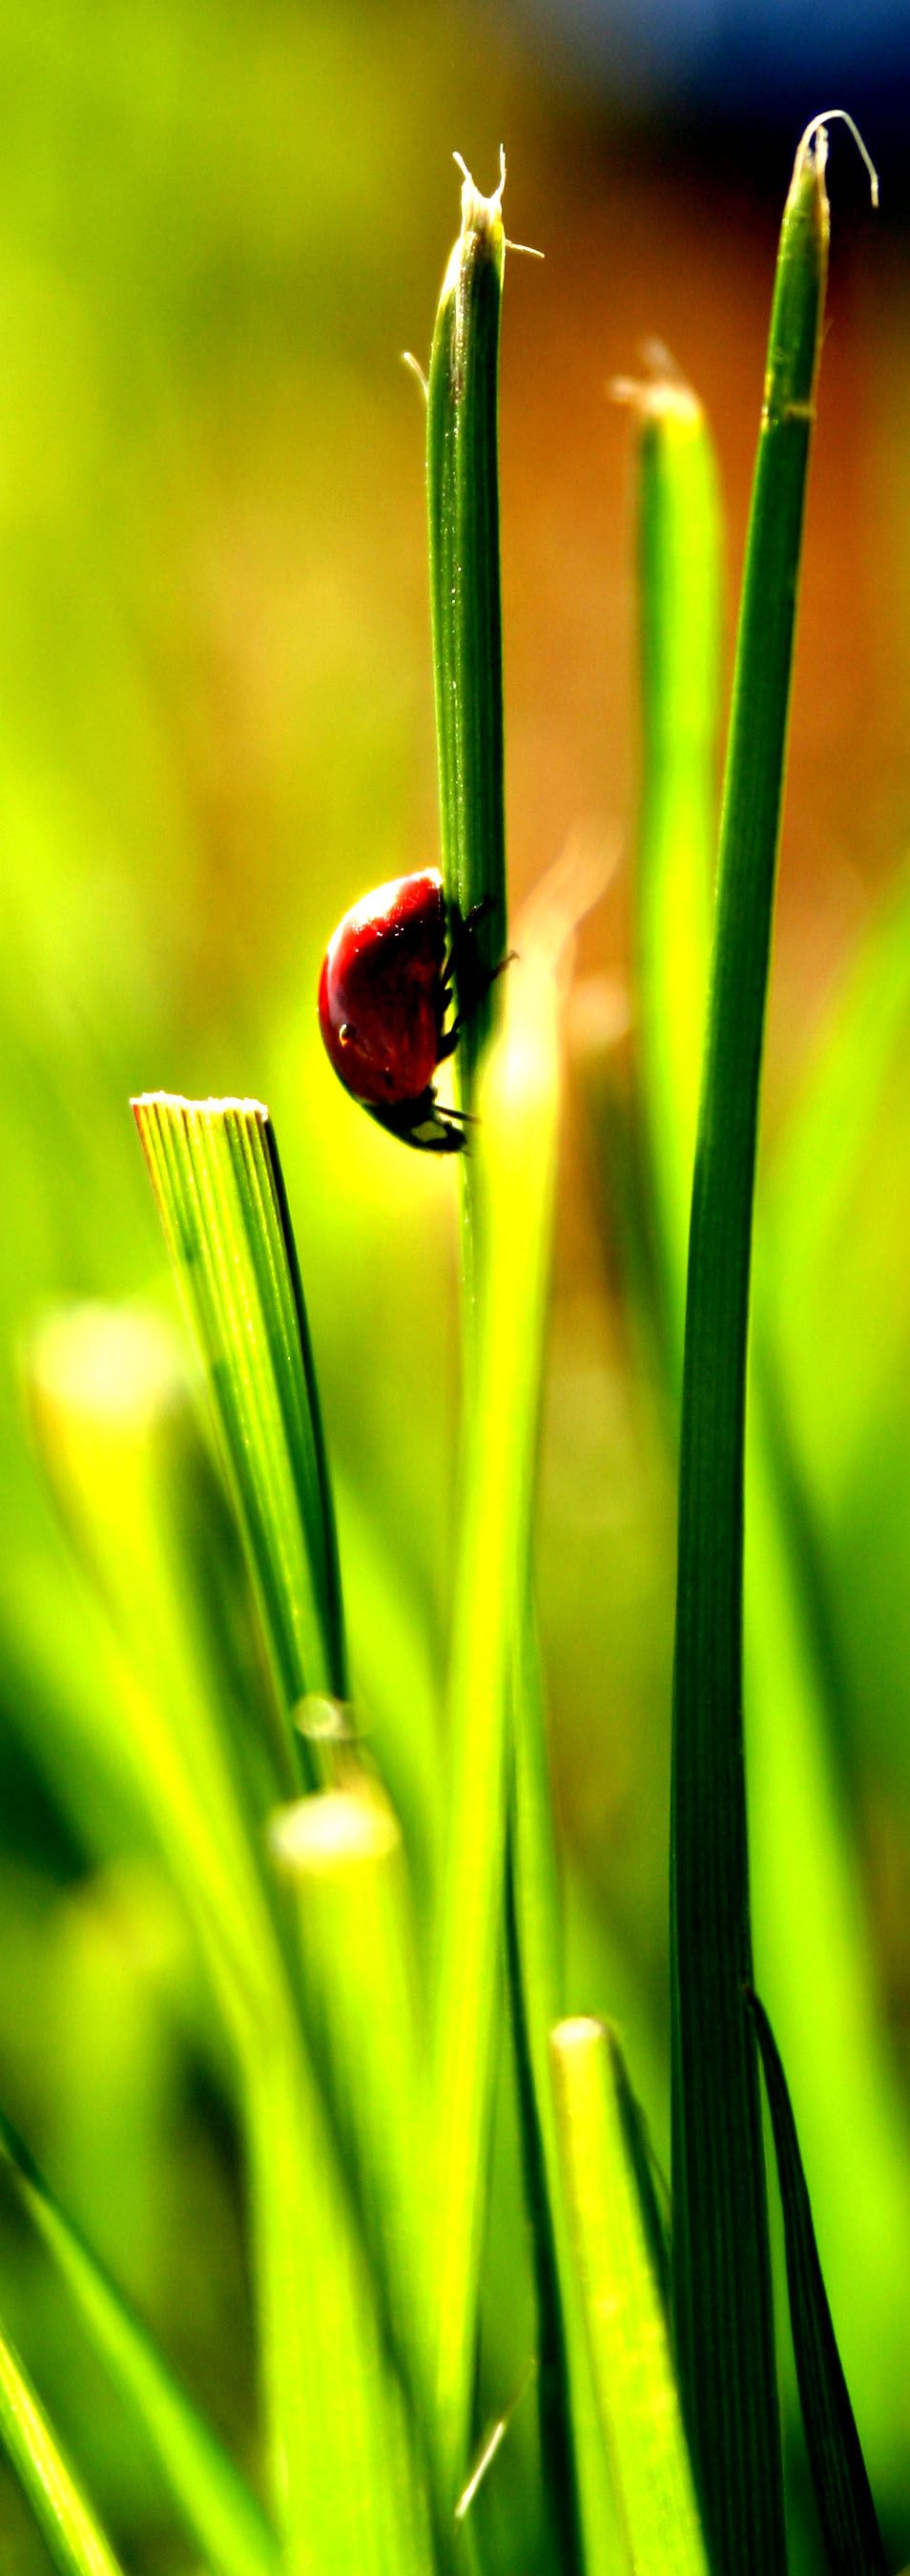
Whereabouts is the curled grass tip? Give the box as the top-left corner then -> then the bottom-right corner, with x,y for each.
793,110 -> 879,204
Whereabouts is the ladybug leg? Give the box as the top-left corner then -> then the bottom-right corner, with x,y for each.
441,898 -> 515,1046
366,1089 -> 473,1154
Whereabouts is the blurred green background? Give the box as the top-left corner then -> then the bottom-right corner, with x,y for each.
1,2 -> 910,2567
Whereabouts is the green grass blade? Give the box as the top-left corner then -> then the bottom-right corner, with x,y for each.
749,1993 -> 888,2576
426,154 -> 507,1098
550,2018 -> 709,2576
507,1632 -> 585,2576
430,869 -> 583,2501
671,122 -> 833,2569
28,1303 -> 293,2033
241,2017 -> 438,2576
133,1095 -> 347,1760
28,1306 -> 429,2576
620,199 -> 910,2529
269,1785 -> 435,2447
628,367 -> 721,1377
0,2315 -> 125,2576
0,2107 -> 279,2576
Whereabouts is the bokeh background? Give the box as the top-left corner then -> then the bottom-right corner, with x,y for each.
1,3 -> 910,2568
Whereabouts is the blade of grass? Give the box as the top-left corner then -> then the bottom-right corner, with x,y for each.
624,364 -> 720,1381
426,151 -> 507,1105
748,1992 -> 888,2576
30,1301 -> 434,2576
430,865 -> 589,2504
133,1095 -> 347,1774
0,2314 -> 125,2576
622,187 -> 907,2527
508,1615 -> 620,2576
268,1784 -> 435,2443
0,2106 -> 279,2576
507,1630 -> 580,2576
670,118 -> 839,2568
550,2018 -> 709,2576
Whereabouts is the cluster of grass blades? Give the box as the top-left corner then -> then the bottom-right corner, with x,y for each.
2,110 -> 906,2576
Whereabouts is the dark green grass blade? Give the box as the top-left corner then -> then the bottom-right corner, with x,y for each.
0,2108 -> 279,2576
133,1095 -> 346,1769
0,2316 -> 124,2576
749,1993 -> 888,2576
426,154 -> 507,1101
670,123 -> 833,2570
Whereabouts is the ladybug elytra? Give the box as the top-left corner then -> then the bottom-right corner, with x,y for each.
318,869 -> 492,1153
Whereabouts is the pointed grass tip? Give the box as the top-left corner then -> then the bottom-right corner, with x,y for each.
793,111 -> 879,207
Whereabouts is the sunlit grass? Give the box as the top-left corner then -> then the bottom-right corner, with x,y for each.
0,106 -> 904,2576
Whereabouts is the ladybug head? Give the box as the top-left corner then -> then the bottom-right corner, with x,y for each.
365,1089 -> 469,1153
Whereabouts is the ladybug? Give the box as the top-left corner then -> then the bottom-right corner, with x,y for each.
318,869 -> 491,1153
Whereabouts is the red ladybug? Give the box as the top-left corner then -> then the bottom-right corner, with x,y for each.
318,869 -> 476,1152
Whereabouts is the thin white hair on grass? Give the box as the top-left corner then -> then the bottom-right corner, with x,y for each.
453,144 -> 506,235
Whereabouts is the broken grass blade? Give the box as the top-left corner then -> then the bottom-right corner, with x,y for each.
0,2313 -> 124,2576
550,2019 -> 709,2576
749,1994 -> 888,2576
427,154 -> 507,1100
671,122 -> 835,2569
133,1096 -> 346,1768
0,2107 -> 279,2576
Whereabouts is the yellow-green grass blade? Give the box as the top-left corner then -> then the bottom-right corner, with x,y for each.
507,1626 -> 580,2574
0,2106 -> 279,2576
27,1302 -> 288,2034
0,2314 -> 124,2576
430,864 -> 595,2505
671,122 -> 833,2568
743,1389 -> 910,2501
627,365 -> 721,1381
765,851 -> 910,1304
242,2016 -> 438,2576
28,1303 -> 430,2576
426,153 -> 507,1101
508,1616 -> 622,2576
550,2019 -> 709,2576
749,1994 -> 888,2576
133,1095 -> 347,1772
268,1785 -> 436,2456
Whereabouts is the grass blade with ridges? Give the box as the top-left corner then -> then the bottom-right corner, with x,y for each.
670,120 -> 835,2569
0,2315 -> 124,2576
0,2106 -> 279,2576
29,1302 -> 430,2576
550,2018 -> 709,2576
748,1993 -> 888,2575
133,1094 -> 346,1770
